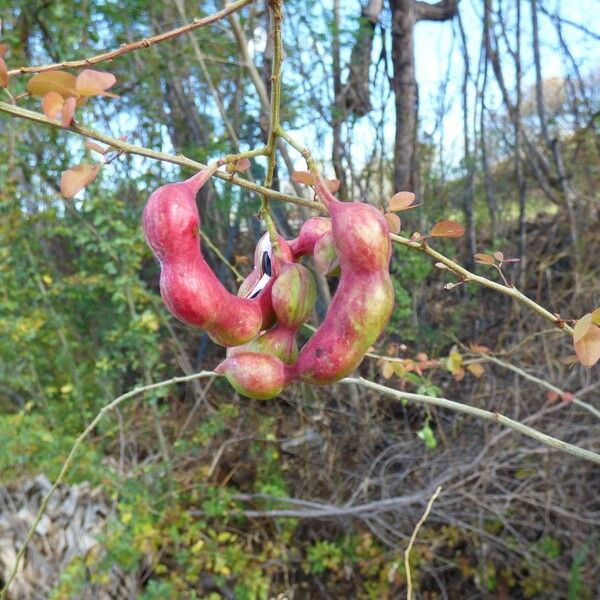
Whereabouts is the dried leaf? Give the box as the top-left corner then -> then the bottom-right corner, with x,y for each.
384,212 -> 401,234
389,191 -> 416,212
416,352 -> 428,362
42,92 -> 64,121
546,390 -> 560,402
560,354 -> 579,366
60,163 -> 101,198
574,323 -> 600,367
61,96 -> 76,127
493,251 -> 505,262
411,232 -> 423,242
0,44 -> 8,58
326,178 -> 341,193
431,220 -> 465,238
591,308 -> 600,326
85,141 -> 108,155
0,57 -> 8,88
27,70 -> 78,98
291,170 -> 315,185
470,343 -> 490,354
75,69 -> 116,96
467,363 -> 485,378
474,253 -> 495,265
573,313 -> 592,343
560,392 -> 575,403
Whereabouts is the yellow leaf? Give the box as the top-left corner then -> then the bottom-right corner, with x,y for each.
60,383 -> 73,395
446,349 -> 463,374
41,274 -> 53,285
27,70 -> 78,98
381,361 -> 395,379
120,511 -> 133,524
591,308 -> 600,327
573,313 -> 592,343
467,363 -> 485,378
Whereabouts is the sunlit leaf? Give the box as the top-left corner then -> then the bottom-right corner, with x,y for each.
291,170 -> 315,185
446,349 -> 463,374
60,163 -> 101,198
0,57 -> 8,88
431,220 -> 465,238
75,69 -> 117,96
467,363 -> 485,378
384,212 -> 401,234
381,361 -> 394,380
389,191 -> 416,212
42,92 -> 64,121
574,322 -> 600,367
474,253 -> 495,265
27,70 -> 77,98
61,96 -> 76,127
573,313 -> 592,343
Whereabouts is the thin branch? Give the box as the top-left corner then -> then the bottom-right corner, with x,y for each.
0,371 -> 217,600
390,233 -> 574,336
0,100 -> 323,211
6,0 -> 256,77
405,486 -> 442,600
342,377 -> 600,465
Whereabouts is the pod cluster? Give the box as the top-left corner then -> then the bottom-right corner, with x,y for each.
142,168 -> 394,399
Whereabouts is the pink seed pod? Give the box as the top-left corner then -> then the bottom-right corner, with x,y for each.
142,166 -> 267,347
293,176 -> 394,384
313,231 -> 340,277
271,263 -> 317,328
227,324 -> 299,364
215,352 -> 292,400
289,217 -> 332,257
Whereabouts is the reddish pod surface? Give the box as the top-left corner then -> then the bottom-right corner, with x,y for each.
215,352 -> 294,400
293,176 -> 394,384
289,217 -> 331,257
142,167 -> 271,347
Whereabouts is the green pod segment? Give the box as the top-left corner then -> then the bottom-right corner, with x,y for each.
313,231 -> 340,277
271,263 -> 317,329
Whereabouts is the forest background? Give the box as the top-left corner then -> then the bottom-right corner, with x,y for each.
0,0 -> 599,598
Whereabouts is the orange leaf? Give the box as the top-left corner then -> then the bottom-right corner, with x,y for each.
574,323 -> 600,367
431,220 -> 465,238
546,390 -> 560,402
384,212 -> 401,234
0,44 -> 8,58
326,178 -> 340,193
60,163 -> 101,198
467,363 -> 485,378
470,344 -> 490,354
61,96 -> 76,127
85,141 -> 108,155
474,253 -> 495,265
42,92 -> 64,121
573,313 -> 592,343
75,69 -> 116,96
389,191 -> 416,211
291,170 -> 316,185
0,57 -> 8,88
27,71 -> 77,98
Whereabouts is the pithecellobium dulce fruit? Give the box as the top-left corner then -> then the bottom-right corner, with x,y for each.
142,166 -> 271,346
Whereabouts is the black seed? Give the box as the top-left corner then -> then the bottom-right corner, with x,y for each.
261,251 -> 272,276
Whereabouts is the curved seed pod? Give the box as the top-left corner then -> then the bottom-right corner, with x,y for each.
142,167 -> 265,346
289,217 -> 331,257
227,324 -> 299,364
271,263 -> 317,328
313,231 -> 340,277
216,352 -> 292,400
293,176 -> 394,384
